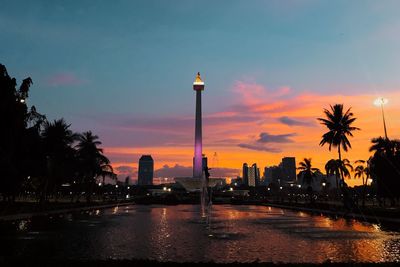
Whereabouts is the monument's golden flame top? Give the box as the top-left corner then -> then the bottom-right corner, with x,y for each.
193,72 -> 204,85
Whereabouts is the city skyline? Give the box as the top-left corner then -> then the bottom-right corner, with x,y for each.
2,1 -> 400,186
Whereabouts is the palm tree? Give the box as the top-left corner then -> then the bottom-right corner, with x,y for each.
41,119 -> 77,204
325,158 -> 353,201
325,159 -> 340,190
76,131 -> 114,202
297,158 -> 321,203
369,137 -> 400,204
297,158 -> 320,203
369,137 -> 400,155
0,64 -> 34,202
354,160 -> 370,207
325,159 -> 353,183
339,159 -> 353,179
297,158 -> 320,186
318,104 -> 359,186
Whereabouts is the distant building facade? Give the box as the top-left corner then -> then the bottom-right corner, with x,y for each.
138,155 -> 154,185
242,163 -> 249,186
248,163 -> 260,187
281,157 -> 296,182
242,163 -> 260,187
264,166 -> 283,185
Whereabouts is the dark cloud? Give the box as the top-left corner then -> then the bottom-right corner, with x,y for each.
115,165 -> 137,181
154,164 -> 241,178
209,167 -> 240,178
278,116 -> 314,127
204,114 -> 261,125
238,143 -> 282,153
155,164 -> 192,178
257,132 -> 296,143
115,165 -> 135,174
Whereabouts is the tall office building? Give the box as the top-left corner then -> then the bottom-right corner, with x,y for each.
242,163 -> 249,186
138,155 -> 154,185
264,166 -> 283,185
248,163 -> 260,187
281,157 -> 296,182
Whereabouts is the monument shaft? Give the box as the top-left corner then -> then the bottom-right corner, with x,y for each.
193,72 -> 204,178
194,90 -> 203,178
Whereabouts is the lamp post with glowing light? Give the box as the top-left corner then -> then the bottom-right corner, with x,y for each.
374,97 -> 389,139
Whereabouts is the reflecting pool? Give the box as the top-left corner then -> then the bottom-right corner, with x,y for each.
1,205 -> 399,263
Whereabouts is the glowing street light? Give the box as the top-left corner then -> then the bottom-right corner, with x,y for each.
374,97 -> 389,139
322,182 -> 326,187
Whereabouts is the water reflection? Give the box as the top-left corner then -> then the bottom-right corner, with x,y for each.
0,205 -> 399,263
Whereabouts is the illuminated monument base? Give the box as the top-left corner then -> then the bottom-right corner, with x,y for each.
174,176 -> 225,192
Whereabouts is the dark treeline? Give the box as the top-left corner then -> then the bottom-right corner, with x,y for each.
0,64 -> 115,204
369,137 -> 400,205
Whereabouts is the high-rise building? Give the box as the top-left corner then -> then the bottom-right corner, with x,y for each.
256,165 -> 260,186
193,72 -> 205,178
248,163 -> 260,187
281,157 -> 296,182
138,155 -> 154,185
243,163 -> 260,187
242,163 -> 249,186
264,166 -> 283,185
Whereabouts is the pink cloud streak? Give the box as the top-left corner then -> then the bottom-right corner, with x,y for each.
46,72 -> 86,87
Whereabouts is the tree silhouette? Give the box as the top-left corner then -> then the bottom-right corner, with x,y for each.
1,63 -> 115,205
0,64 -> 33,201
297,158 -> 320,203
41,119 -> 78,204
318,104 -> 359,187
76,131 -> 113,202
354,159 -> 370,207
297,158 -> 320,186
325,159 -> 353,187
369,137 -> 400,205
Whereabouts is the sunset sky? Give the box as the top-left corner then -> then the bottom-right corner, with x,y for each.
2,1 -> 400,186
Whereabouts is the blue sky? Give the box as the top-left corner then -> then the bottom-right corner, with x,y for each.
2,1 -> 400,181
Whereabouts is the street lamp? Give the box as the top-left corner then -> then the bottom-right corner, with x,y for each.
374,97 -> 389,139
